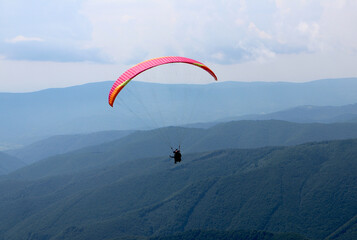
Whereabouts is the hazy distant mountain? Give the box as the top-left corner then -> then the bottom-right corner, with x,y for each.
5,130 -> 133,165
0,139 -> 356,239
234,103 -> 357,123
2,78 -> 357,148
7,120 -> 357,180
0,152 -> 25,175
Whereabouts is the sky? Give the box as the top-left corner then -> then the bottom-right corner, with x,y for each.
0,0 -> 357,92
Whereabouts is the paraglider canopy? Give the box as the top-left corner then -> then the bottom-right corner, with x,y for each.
108,56 -> 217,107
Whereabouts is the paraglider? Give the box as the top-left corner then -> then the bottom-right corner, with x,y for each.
170,146 -> 182,164
108,56 -> 217,164
108,56 -> 217,107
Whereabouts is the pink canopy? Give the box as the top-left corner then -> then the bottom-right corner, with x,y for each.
108,56 -> 217,107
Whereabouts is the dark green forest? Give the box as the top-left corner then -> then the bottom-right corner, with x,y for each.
149,230 -> 308,240
5,120 -> 357,178
0,138 -> 356,239
0,152 -> 24,175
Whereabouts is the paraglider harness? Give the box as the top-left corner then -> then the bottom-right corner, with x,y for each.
170,146 -> 182,164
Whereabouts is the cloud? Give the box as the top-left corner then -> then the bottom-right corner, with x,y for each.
80,0 -> 259,64
5,35 -> 44,43
248,22 -> 272,40
0,0 -> 103,62
1,0 -> 357,93
0,40 -> 109,63
319,0 -> 357,52
80,0 -> 335,65
0,0 -> 357,66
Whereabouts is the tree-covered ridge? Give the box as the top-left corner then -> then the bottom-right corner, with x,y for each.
5,130 -> 133,165
149,229 -> 308,240
0,151 -> 25,175
0,139 -> 356,239
7,120 -> 357,179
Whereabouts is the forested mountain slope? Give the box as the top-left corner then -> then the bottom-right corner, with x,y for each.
7,120 -> 357,179
0,139 -> 356,239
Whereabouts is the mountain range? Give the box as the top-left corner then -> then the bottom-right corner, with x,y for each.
234,103 -> 357,123
0,152 -> 25,175
0,138 -> 356,239
1,78 -> 357,239
2,78 -> 357,148
4,120 -> 357,177
5,130 -> 133,165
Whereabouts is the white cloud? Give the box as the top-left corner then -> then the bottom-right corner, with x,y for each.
4,0 -> 356,64
120,14 -> 135,23
5,35 -> 44,43
0,0 -> 95,61
248,22 -> 272,40
1,0 -> 357,91
319,0 -> 357,52
80,0 -> 254,64
211,52 -> 225,61
235,18 -> 245,27
214,51 -> 357,82
297,22 -> 322,51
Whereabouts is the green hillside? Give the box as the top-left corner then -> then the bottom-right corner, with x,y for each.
187,120 -> 357,151
0,139 -> 356,239
7,120 -> 357,179
149,229 -> 308,240
0,152 -> 25,175
6,130 -> 133,164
